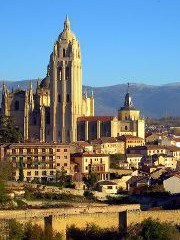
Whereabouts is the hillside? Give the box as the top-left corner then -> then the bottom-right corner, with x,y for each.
0,80 -> 180,118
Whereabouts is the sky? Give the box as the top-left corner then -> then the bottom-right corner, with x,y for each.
0,0 -> 180,87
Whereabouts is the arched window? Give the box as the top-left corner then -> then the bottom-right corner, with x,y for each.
125,126 -> 128,130
15,101 -> 19,111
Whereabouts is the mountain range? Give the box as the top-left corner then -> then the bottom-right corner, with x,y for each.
0,80 -> 180,118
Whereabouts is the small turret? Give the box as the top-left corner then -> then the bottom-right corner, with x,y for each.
90,89 -> 94,98
30,80 -> 33,90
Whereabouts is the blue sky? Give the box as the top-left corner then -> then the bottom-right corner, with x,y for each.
0,0 -> 180,86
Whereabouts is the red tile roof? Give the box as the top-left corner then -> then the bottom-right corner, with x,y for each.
77,116 -> 114,122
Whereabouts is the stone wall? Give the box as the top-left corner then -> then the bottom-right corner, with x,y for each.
0,205 -> 180,239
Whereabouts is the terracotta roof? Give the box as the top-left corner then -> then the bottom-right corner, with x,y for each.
97,180 -> 117,186
126,154 -> 143,158
6,142 -> 70,147
77,116 -> 114,122
76,141 -> 92,146
117,135 -> 144,141
91,137 -> 119,144
165,146 -> 180,152
71,153 -> 109,157
172,137 -> 180,142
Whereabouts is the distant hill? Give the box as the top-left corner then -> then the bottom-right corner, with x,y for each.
0,80 -> 180,118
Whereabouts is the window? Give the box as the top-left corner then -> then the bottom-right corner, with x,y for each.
27,171 -> 31,176
64,149 -> 67,152
42,171 -> 46,176
34,148 -> 38,154
107,186 -> 113,189
64,163 -> 67,167
58,94 -> 61,103
57,156 -> 60,159
19,148 -> 23,154
125,126 -> 128,130
42,156 -> 46,161
64,156 -> 68,159
57,149 -> 60,152
57,163 -> 60,167
85,166 -> 88,170
63,48 -> 66,57
50,171 -> 54,175
46,111 -> 50,124
66,66 -> 70,80
49,148 -> 53,154
15,101 -> 19,111
59,67 -> 62,80
12,149 -> 16,154
33,116 -> 37,125
35,171 -> 38,176
66,94 -> 70,102
42,148 -> 46,153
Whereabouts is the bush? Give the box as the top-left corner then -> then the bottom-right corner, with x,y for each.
128,218 -> 180,240
83,190 -> 96,201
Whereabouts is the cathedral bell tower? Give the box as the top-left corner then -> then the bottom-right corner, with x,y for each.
50,16 -> 82,143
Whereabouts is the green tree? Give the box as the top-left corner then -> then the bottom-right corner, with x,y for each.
0,115 -> 22,143
0,160 -> 13,203
18,159 -> 24,181
83,173 -> 99,190
9,219 -> 24,240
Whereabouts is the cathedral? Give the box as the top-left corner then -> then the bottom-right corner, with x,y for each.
1,17 -> 145,143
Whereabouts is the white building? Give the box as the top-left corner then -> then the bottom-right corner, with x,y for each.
163,175 -> 180,194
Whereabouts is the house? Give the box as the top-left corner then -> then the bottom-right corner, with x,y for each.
165,146 -> 180,160
71,153 -> 110,181
96,180 -> 118,194
127,145 -> 167,156
117,135 -> 145,151
161,137 -> 180,148
163,175 -> 180,194
126,176 -> 150,190
91,137 -> 125,154
145,133 -> 163,144
126,154 -> 143,169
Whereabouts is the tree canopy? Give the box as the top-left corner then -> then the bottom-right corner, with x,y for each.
0,115 -> 22,143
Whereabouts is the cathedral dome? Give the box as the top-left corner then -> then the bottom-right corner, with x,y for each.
58,16 -> 76,42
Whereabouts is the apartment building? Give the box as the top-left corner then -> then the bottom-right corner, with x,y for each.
4,143 -> 70,182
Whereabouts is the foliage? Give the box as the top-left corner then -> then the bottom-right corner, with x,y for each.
66,224 -> 120,240
18,159 -> 24,181
83,173 -> 99,190
83,190 -> 96,201
0,115 -> 22,143
15,199 -> 28,209
56,168 -> 73,188
9,219 -> 24,240
0,160 -> 13,204
8,220 -> 63,240
128,218 -> 180,240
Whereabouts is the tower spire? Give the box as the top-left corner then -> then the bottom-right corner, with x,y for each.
64,15 -> 70,31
